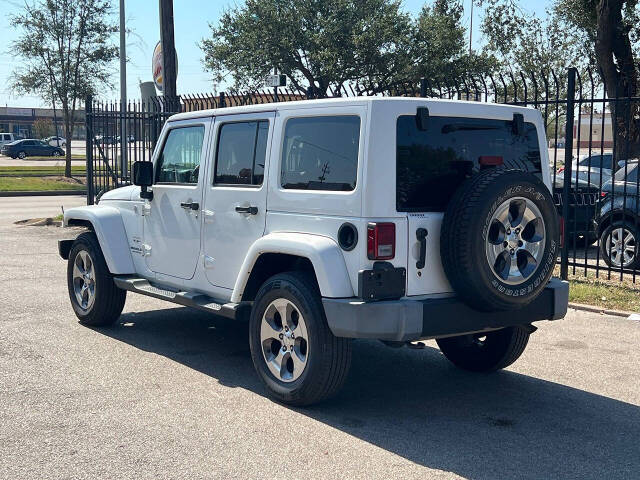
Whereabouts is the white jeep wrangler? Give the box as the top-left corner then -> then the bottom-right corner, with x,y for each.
60,97 -> 568,406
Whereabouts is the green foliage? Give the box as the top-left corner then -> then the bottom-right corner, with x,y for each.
201,0 -> 496,95
10,0 -> 118,176
32,118 -> 54,139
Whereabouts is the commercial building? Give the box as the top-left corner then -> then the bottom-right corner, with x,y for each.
0,106 -> 85,139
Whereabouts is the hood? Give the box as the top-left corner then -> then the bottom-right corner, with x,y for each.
98,185 -> 140,202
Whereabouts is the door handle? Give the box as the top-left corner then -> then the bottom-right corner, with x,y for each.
416,228 -> 428,269
235,205 -> 258,215
180,201 -> 200,211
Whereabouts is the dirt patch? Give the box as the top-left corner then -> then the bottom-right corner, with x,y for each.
14,218 -> 62,227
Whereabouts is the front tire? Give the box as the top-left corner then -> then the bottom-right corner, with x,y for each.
436,326 -> 531,372
599,221 -> 639,270
249,272 -> 352,406
67,232 -> 126,326
17,151 -> 26,159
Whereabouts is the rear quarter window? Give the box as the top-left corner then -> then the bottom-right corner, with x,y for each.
396,115 -> 542,212
281,116 -> 360,191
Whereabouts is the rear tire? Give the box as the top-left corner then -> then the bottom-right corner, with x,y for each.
249,272 -> 352,406
436,326 -> 531,372
67,232 -> 126,326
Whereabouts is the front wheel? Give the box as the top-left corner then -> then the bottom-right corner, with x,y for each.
436,326 -> 531,372
599,221 -> 639,270
17,151 -> 26,159
249,272 -> 352,406
67,232 -> 126,326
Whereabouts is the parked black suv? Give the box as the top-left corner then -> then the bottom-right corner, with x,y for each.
0,139 -> 65,159
595,161 -> 640,269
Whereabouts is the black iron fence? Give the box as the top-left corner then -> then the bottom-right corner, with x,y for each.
85,68 -> 640,284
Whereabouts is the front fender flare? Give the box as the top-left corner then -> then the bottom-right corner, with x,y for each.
63,205 -> 135,274
231,232 -> 353,303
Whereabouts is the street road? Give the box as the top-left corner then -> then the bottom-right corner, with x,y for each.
0,195 -> 638,479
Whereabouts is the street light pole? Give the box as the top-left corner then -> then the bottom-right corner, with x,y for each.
119,0 -> 128,178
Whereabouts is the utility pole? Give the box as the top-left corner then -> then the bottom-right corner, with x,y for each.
469,0 -> 474,55
119,0 -> 128,178
159,0 -> 177,102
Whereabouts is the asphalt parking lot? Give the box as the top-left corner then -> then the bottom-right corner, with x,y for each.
1,196 -> 639,480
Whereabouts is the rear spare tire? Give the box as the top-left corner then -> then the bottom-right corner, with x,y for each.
441,169 -> 558,311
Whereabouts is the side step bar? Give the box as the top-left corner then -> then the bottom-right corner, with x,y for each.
113,276 -> 247,320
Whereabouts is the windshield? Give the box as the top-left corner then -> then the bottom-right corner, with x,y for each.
614,163 -> 639,183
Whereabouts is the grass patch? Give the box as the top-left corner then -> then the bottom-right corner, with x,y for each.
0,165 -> 86,177
568,275 -> 640,312
0,176 -> 86,192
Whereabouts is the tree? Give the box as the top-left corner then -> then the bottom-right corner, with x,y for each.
410,0 -> 497,92
33,118 -> 54,139
11,0 -> 118,177
202,0 -> 413,96
553,0 -> 640,159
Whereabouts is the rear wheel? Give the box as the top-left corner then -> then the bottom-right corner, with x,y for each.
67,232 -> 126,326
249,272 -> 352,406
52,150 -> 62,157
436,326 -> 531,372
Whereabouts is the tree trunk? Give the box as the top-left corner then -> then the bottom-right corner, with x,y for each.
595,0 -> 640,161
63,106 -> 72,178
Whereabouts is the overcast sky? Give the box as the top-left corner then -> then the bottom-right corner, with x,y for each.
0,0 -> 549,108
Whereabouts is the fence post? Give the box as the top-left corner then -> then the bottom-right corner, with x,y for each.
85,95 -> 94,205
560,67 -> 577,280
219,91 -> 226,108
420,78 -> 427,98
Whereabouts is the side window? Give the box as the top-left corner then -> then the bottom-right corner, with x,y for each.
281,116 -> 360,191
155,125 -> 205,184
214,120 -> 269,186
580,155 -> 601,168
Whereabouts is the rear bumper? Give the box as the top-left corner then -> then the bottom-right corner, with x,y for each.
322,278 -> 569,342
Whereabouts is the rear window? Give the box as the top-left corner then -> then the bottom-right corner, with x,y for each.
281,116 -> 360,191
396,115 -> 541,212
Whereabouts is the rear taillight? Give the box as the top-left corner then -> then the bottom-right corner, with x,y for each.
367,222 -> 395,260
557,167 -> 565,173
600,191 -> 608,198
559,216 -> 565,248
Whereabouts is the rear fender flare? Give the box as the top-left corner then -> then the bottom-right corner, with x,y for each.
232,232 -> 353,303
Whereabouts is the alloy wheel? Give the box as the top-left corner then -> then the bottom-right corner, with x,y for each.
486,197 -> 546,285
72,250 -> 96,311
606,227 -> 636,268
260,298 -> 309,382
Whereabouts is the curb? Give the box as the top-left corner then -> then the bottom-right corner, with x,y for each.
568,302 -> 636,319
0,190 -> 86,197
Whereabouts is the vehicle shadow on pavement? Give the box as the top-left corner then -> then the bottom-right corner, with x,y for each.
103,306 -> 639,480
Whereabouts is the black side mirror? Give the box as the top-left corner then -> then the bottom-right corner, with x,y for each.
133,161 -> 154,200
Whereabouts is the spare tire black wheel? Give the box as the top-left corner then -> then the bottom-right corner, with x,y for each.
441,168 -> 559,311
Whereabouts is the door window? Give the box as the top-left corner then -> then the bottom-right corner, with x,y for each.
281,116 -> 360,191
155,126 -> 205,184
214,120 -> 269,186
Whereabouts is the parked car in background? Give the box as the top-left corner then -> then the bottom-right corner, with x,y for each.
557,153 -> 618,186
115,135 -> 135,143
45,136 -> 67,147
0,132 -> 22,148
0,139 -> 65,159
595,161 -> 640,269
553,172 -> 599,246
